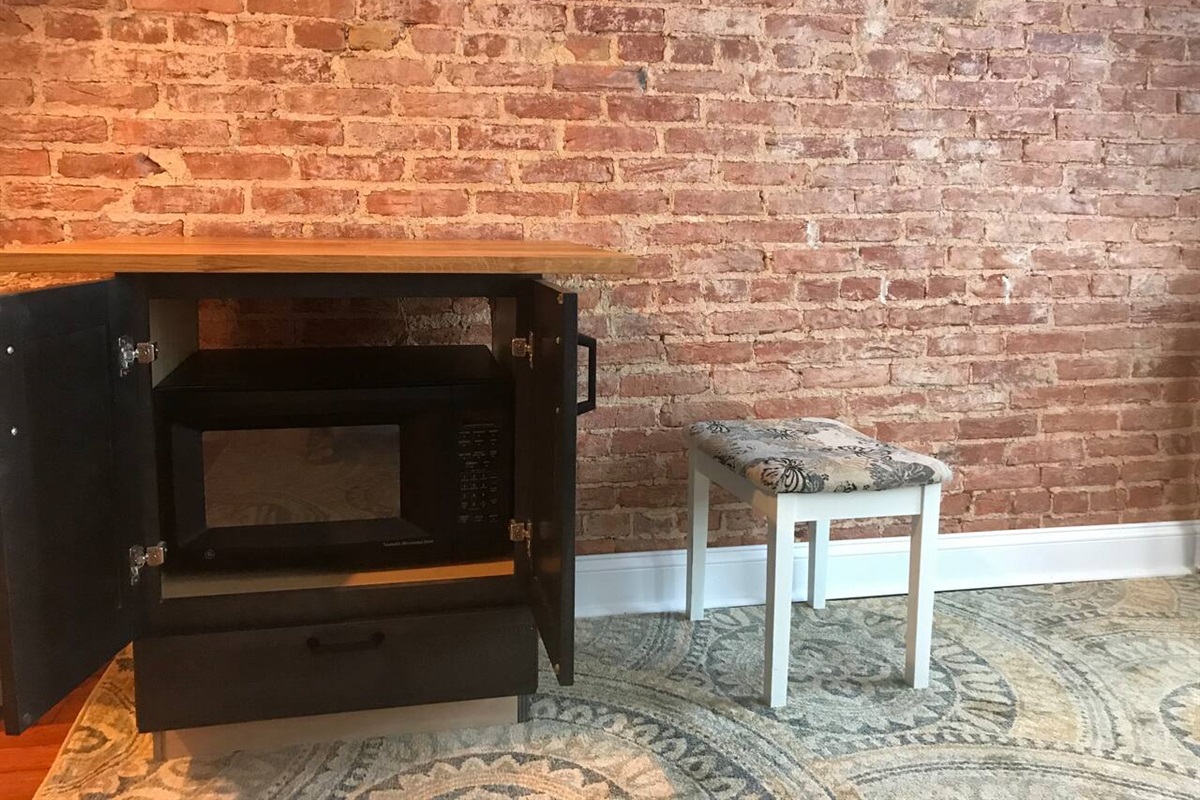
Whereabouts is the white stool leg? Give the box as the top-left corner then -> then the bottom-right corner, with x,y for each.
905,483 -> 941,688
764,499 -> 796,707
807,519 -> 830,610
685,450 -> 710,621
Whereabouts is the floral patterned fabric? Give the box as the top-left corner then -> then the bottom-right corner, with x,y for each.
684,418 -> 952,494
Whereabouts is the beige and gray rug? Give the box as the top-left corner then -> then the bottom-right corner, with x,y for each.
36,576 -> 1200,798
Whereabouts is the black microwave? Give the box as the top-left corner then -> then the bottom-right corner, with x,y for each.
153,345 -> 513,573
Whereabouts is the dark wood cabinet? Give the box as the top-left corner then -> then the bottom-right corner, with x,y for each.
0,240 -> 632,736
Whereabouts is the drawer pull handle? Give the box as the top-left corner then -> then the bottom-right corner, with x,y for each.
306,631 -> 385,654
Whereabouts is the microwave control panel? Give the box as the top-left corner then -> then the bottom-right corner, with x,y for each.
456,422 -> 504,525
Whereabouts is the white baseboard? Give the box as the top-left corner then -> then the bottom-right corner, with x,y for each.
576,520 -> 1200,618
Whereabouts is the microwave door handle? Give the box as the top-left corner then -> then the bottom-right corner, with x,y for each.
577,334 -> 597,415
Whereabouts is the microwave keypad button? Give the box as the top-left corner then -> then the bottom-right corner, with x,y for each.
456,424 -> 505,524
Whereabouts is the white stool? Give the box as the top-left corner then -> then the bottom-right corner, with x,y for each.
683,418 -> 952,708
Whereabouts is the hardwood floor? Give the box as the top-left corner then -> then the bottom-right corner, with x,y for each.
0,670 -> 103,800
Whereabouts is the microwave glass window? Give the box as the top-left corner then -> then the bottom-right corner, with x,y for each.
202,426 -> 402,528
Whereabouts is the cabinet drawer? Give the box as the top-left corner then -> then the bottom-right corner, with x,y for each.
133,605 -> 537,732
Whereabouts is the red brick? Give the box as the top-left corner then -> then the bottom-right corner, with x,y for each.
44,12 -> 102,40
0,149 -> 50,177
343,58 -> 435,85
111,15 -> 168,43
608,96 -> 698,122
226,53 -> 333,82
1006,332 -> 1083,355
553,65 -> 644,92
391,93 -> 497,119
710,309 -> 802,335
297,154 -> 405,181
166,86 -> 275,114
578,190 -> 667,216
365,190 -> 469,217
445,63 -> 547,87
749,72 -> 837,99
565,125 -> 657,152
248,0 -> 354,16
801,365 -> 890,389
133,186 -> 243,215
175,16 -> 228,45
520,158 -> 613,183
413,158 -> 509,184
44,81 -> 158,110
943,25 -> 1025,49
934,80 -> 1018,108
666,342 -> 753,366
574,7 -> 663,32
184,153 -> 290,180
279,87 -> 390,115
713,367 -> 799,395
114,118 -> 229,147
675,190 -> 761,216
504,95 -> 601,120
470,3 -> 564,31
618,34 -> 665,62
458,124 -> 553,151
408,26 -> 453,52
234,20 -> 287,47
564,34 -> 612,62
0,218 -> 65,246
291,21 -> 345,51
619,372 -> 709,397
959,416 -> 1038,440
4,183 -> 123,212
652,69 -> 743,95
0,79 -> 32,108
1111,34 -> 1187,60
663,128 -> 758,155
0,115 -> 107,143
476,191 -> 571,217
252,187 -> 357,215
241,119 -> 343,146
130,0 -> 241,10
670,38 -> 715,65
72,220 -> 183,240
59,152 -> 166,179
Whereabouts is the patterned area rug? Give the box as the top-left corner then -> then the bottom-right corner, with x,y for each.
36,577 -> 1200,799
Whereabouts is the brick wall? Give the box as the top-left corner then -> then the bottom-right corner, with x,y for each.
0,1 -> 1196,552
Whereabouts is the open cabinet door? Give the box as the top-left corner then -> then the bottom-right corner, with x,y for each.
0,279 -> 148,733
528,281 -> 577,685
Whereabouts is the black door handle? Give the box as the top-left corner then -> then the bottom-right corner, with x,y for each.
306,631 -> 385,654
577,334 -> 597,415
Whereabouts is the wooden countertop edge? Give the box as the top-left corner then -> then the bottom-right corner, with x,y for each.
0,238 -> 639,275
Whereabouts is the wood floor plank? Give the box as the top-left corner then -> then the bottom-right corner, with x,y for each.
0,667 -> 105,800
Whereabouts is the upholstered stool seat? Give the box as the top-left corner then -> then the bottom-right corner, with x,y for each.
683,418 -> 951,707
684,418 -> 952,494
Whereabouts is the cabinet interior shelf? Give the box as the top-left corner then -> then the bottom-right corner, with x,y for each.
160,558 -> 516,599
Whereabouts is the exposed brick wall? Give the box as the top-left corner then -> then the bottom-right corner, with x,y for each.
0,1 -> 1197,552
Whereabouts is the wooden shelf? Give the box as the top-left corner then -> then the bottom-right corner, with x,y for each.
0,237 -> 637,275
160,558 -> 516,599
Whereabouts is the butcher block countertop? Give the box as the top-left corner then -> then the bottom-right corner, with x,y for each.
0,237 -> 637,275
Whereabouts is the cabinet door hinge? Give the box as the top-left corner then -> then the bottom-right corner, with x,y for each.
508,519 -> 532,556
510,333 -> 534,367
118,336 -> 158,377
129,541 -> 166,586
